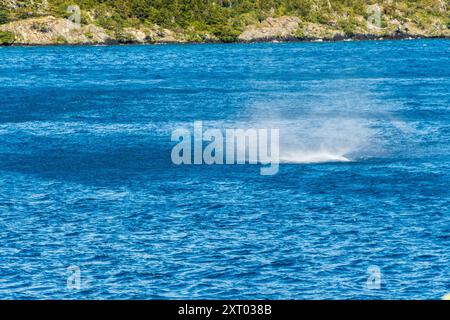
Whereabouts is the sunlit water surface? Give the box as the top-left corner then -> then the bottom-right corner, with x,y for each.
0,40 -> 449,299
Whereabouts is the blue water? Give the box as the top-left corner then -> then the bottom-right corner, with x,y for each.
0,40 -> 449,299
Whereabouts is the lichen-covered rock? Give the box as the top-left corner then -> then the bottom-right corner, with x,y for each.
0,15 -> 190,45
123,26 -> 186,43
238,14 -> 449,42
122,28 -> 147,43
0,16 -> 112,44
151,27 -> 185,43
297,22 -> 344,40
238,16 -> 300,41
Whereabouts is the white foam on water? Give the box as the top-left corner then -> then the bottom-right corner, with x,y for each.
277,118 -> 370,164
280,150 -> 351,164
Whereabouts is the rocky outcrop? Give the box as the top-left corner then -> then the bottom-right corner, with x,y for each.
238,15 -> 449,42
121,26 -> 184,43
0,16 -> 112,44
237,16 -> 350,42
397,18 -> 449,37
0,15 -> 188,45
296,22 -> 344,40
238,16 -> 301,41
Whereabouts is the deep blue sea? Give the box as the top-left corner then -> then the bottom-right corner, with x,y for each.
0,40 -> 449,299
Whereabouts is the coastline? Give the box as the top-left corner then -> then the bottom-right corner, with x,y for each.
1,34 -> 449,47
1,13 -> 448,48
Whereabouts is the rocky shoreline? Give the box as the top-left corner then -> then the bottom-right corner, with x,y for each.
1,15 -> 449,46
3,34 -> 449,47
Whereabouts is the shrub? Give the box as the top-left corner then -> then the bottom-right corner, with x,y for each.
55,36 -> 68,44
0,31 -> 15,45
0,9 -> 9,25
32,22 -> 51,33
339,18 -> 357,37
211,23 -> 241,43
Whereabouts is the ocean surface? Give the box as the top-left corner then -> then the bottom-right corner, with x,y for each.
0,40 -> 449,299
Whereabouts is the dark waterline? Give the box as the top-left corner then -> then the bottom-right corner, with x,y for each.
2,35 -> 449,48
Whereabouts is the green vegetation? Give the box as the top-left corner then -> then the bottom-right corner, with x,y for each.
55,35 -> 68,44
1,0 -> 449,42
0,30 -> 15,44
0,9 -> 9,24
